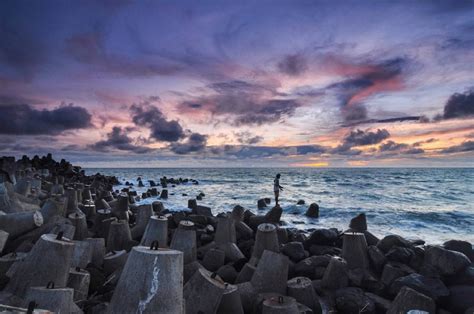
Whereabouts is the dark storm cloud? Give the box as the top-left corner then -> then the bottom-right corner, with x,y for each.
234,131 -> 264,145
89,126 -> 153,154
169,133 -> 208,155
130,103 -> 185,142
277,54 -> 308,76
0,104 -> 92,135
327,57 -> 408,122
441,141 -> 474,154
441,89 -> 474,119
180,80 -> 302,126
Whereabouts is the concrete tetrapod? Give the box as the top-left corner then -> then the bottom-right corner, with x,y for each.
260,295 -> 299,314
107,245 -> 183,314
0,210 -> 43,239
250,223 -> 280,265
130,204 -> 153,239
67,267 -> 90,302
251,250 -> 289,295
215,216 -> 236,245
287,276 -> 320,312
39,199 -> 65,223
68,211 -> 88,240
140,215 -> 168,248
71,240 -> 93,268
321,256 -> 349,290
341,232 -> 370,270
170,220 -> 197,264
114,193 -> 129,221
217,283 -> 244,314
65,188 -> 79,215
85,238 -> 106,266
0,230 -> 8,254
6,233 -> 74,297
24,285 -> 82,314
103,250 -> 128,276
106,220 -> 135,252
184,268 -> 226,314
0,252 -> 27,277
94,209 -> 114,238
235,263 -> 256,284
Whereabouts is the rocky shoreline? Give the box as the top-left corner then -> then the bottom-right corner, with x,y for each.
0,154 -> 473,313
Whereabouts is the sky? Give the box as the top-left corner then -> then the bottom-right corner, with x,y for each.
0,0 -> 473,167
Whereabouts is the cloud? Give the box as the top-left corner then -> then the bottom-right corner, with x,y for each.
326,57 -> 408,121
89,126 -> 153,154
441,89 -> 474,119
342,129 -> 390,146
169,133 -> 208,154
441,141 -> 474,154
66,30 -> 181,77
234,131 -> 264,145
208,144 -> 328,158
277,54 -> 308,76
130,101 -> 185,142
0,104 -> 92,135
379,140 -> 409,152
379,140 -> 425,154
179,79 -> 302,126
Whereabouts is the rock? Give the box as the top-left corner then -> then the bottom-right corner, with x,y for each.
443,240 -> 473,261
368,246 -> 386,273
188,199 -> 197,210
349,213 -> 367,232
424,246 -> 470,276
390,273 -> 449,300
282,242 -> 306,262
387,286 -> 435,314
363,231 -> 380,246
296,200 -> 305,205
257,199 -> 267,209
377,234 -> 412,253
445,266 -> 474,285
309,245 -> 341,256
304,203 -> 319,218
264,205 -> 282,223
305,229 -> 338,247
385,246 -> 414,264
335,287 -> 375,314
193,205 -> 213,217
381,262 -> 414,287
365,292 -> 391,313
294,256 -> 331,279
444,285 -> 474,314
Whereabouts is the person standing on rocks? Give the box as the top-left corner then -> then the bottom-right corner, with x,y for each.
274,173 -> 284,206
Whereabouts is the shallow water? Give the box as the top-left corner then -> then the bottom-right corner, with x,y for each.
85,168 -> 474,244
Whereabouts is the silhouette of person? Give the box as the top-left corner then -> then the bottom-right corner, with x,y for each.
274,173 -> 284,206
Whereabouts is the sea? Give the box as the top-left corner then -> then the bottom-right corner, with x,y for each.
85,168 -> 474,244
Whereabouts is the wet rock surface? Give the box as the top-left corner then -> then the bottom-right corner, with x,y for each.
0,153 -> 472,313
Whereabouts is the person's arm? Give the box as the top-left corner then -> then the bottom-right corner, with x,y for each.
279,183 -> 284,190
